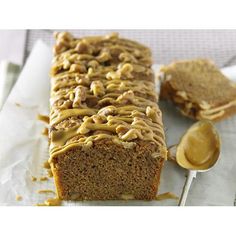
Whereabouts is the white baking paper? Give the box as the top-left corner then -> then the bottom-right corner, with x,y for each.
0,41 -> 236,206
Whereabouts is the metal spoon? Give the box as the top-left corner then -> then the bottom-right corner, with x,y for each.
174,120 -> 221,206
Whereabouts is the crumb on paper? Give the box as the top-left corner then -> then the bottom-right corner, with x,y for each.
16,195 -> 22,201
41,127 -> 49,136
31,176 -> 37,182
37,114 -> 49,124
155,192 -> 179,201
37,189 -> 55,194
39,176 -> 48,181
35,203 -> 47,206
15,103 -> 21,107
35,198 -> 61,206
43,161 -> 50,169
44,198 -> 61,206
47,169 -> 53,178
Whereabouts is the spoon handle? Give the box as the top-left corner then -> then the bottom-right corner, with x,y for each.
178,170 -> 197,206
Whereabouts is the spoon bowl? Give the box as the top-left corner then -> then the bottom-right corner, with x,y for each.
176,120 -> 221,172
175,120 -> 221,206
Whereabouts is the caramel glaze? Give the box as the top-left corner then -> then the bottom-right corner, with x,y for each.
169,87 -> 236,120
49,32 -> 166,162
37,114 -> 49,124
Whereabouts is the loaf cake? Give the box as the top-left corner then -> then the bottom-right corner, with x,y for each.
159,59 -> 236,121
48,32 -> 167,201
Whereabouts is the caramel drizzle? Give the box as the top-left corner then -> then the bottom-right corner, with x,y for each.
172,88 -> 236,120
37,114 -> 49,124
49,111 -> 165,160
198,99 -> 236,119
155,192 -> 179,201
49,32 -> 166,160
52,79 -> 157,100
50,108 -> 97,125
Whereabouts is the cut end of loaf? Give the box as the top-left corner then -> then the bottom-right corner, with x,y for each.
50,139 -> 165,201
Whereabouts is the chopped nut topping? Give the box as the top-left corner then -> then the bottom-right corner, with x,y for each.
119,52 -> 137,63
151,152 -> 160,159
53,32 -> 74,55
106,63 -> 134,80
54,31 -> 73,42
98,105 -> 117,116
199,100 -> 211,110
133,49 -> 141,58
96,51 -> 111,63
176,90 -> 188,100
98,97 -> 115,106
63,59 -> 71,70
146,106 -> 160,123
60,100 -> 72,109
185,102 -> 193,109
165,74 -> 172,81
88,60 -> 99,69
78,117 -> 91,134
131,110 -> 144,118
120,129 -> 141,141
92,114 -> 107,124
75,41 -> 89,54
68,54 -> 79,62
105,32 -> 119,40
69,93 -> 75,101
73,86 -> 87,108
75,75 -> 90,86
173,96 -> 185,104
106,71 -> 121,80
87,67 -> 94,76
116,90 -> 135,104
118,63 -> 134,78
116,125 -> 129,136
90,81 -> 105,96
132,116 -> 148,127
77,54 -> 94,61
69,64 -> 87,73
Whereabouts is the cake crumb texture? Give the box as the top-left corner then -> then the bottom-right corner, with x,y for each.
160,59 -> 236,121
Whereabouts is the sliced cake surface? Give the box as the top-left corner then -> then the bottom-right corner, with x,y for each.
48,32 -> 167,200
160,59 -> 236,121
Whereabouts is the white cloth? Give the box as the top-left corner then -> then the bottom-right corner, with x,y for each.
0,61 -> 20,110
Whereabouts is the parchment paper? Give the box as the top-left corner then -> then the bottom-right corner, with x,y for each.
0,41 -> 236,206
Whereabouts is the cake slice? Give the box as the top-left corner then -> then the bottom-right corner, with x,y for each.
159,59 -> 236,121
48,32 -> 167,201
